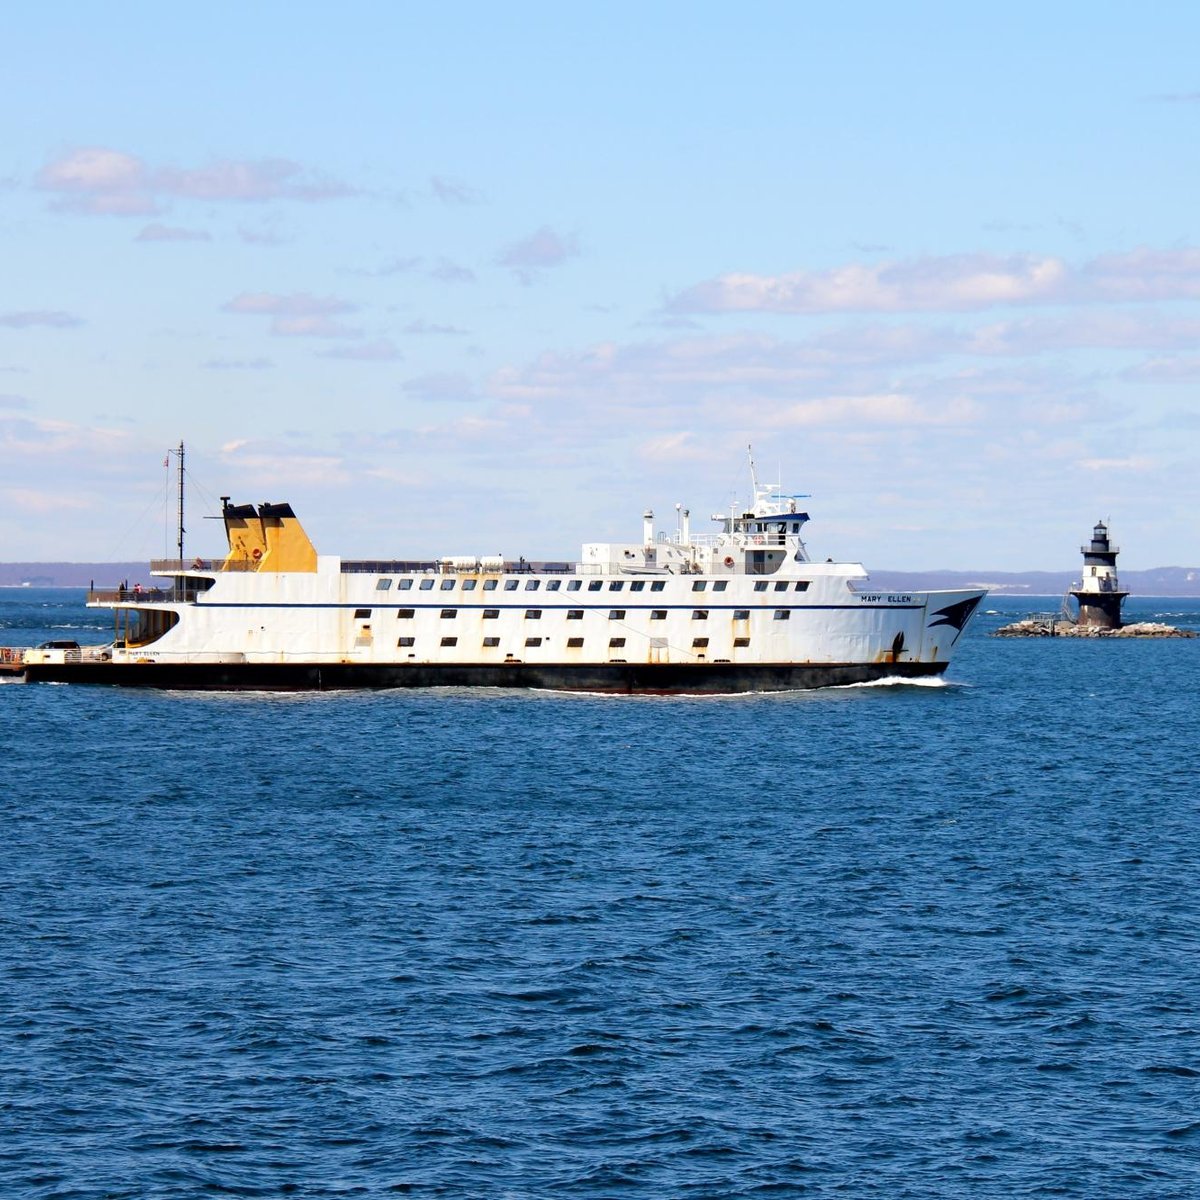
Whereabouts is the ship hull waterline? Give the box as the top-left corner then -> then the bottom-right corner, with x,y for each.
21,659 -> 947,694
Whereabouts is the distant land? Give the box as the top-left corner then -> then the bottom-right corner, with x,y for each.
3,562 -> 1200,596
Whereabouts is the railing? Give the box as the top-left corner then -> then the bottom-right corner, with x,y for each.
88,585 -> 209,604
150,558 -> 258,573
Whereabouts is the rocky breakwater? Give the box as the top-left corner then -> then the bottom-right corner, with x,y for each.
995,619 -> 1195,638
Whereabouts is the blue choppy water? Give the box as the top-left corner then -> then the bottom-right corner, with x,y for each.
2,589 -> 1199,1197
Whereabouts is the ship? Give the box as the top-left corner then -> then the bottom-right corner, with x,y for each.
19,464 -> 986,693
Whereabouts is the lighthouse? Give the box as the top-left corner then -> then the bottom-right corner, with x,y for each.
1070,520 -> 1128,629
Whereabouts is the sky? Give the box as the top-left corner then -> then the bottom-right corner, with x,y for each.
3,1 -> 1199,570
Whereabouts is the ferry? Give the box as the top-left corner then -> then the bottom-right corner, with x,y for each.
19,466 -> 985,692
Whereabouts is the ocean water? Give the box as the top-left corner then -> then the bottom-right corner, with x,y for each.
2,589 -> 1199,1198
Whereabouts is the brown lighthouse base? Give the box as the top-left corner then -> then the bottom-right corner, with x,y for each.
1070,591 -> 1128,629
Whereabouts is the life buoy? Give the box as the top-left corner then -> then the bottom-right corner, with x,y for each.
251,547 -> 263,561
723,556 -> 734,567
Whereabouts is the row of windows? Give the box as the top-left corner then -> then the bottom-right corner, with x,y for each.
374,609 -> 787,619
396,635 -> 748,650
382,608 -> 790,621
376,576 -> 812,593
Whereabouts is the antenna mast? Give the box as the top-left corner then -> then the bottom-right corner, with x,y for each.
747,443 -> 760,496
168,440 -> 185,562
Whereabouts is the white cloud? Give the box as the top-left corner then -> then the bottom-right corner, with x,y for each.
1077,456 -> 1155,471
36,147 -> 354,216
0,310 -> 83,329
135,222 -> 211,243
319,339 -> 401,361
222,292 -> 356,317
667,248 -> 1200,315
497,226 -> 580,283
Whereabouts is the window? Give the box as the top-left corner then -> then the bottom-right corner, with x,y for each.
440,636 -> 458,646
441,579 -> 455,591
651,581 -> 666,592
692,637 -> 709,648
419,579 -> 434,591
397,579 -> 413,590
524,636 -> 542,647
397,608 -> 415,619
774,610 -> 790,621
354,609 -> 371,619
609,637 -> 626,648
440,609 -> 457,619
546,580 -> 561,591
525,609 -> 542,619
398,636 -> 415,647
588,580 -> 602,591
609,581 -> 624,591
692,610 -> 708,620
525,579 -> 540,591
734,637 -> 750,648
483,609 -> 499,619
754,581 -> 768,592
792,523 -> 800,533
651,610 -> 667,620
482,636 -> 500,647
504,579 -> 518,591
733,609 -> 750,620
692,581 -> 707,592
567,609 -> 583,620
483,579 -> 498,591
567,637 -> 584,648
567,579 -> 582,591
774,582 -> 788,592
609,609 -> 626,620
375,578 -> 392,591
463,579 -> 477,591
630,581 -> 645,592
713,581 -> 727,592
794,581 -> 810,592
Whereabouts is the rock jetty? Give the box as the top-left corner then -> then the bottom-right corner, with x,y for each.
994,619 -> 1194,638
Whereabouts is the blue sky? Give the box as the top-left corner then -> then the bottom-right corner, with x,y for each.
3,2 -> 1199,569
